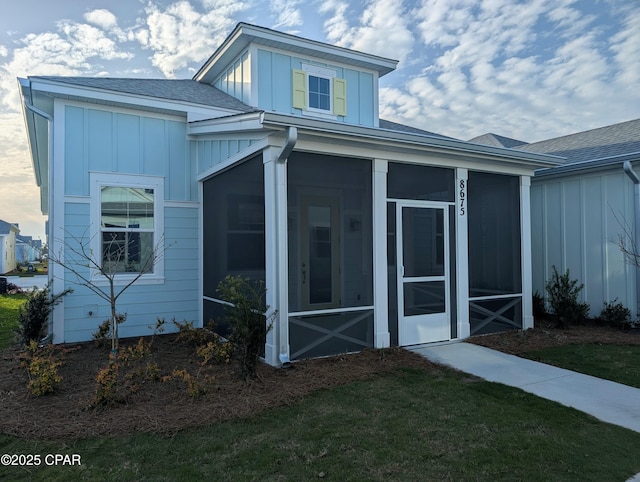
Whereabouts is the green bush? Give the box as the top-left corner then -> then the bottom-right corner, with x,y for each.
15,282 -> 72,345
545,266 -> 589,329
532,291 -> 547,319
216,275 -> 274,380
599,299 -> 632,328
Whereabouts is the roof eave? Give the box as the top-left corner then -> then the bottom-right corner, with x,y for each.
193,23 -> 398,84
261,113 -> 562,169
533,152 -> 640,180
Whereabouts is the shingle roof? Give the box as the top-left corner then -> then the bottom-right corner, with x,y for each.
32,77 -> 257,113
468,132 -> 528,148
517,118 -> 640,164
0,220 -> 18,235
379,119 -> 454,140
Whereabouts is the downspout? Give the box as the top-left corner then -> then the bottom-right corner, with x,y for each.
24,99 -> 55,340
623,161 -> 640,318
277,126 -> 297,163
275,126 -> 297,366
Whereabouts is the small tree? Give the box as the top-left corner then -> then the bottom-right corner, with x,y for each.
48,229 -> 167,355
216,275 -> 275,380
545,266 -> 590,328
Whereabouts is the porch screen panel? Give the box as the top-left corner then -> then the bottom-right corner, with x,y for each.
287,152 -> 373,312
468,172 -> 521,297
468,171 -> 522,334
388,163 -> 454,202
287,153 -> 373,360
203,155 -> 265,334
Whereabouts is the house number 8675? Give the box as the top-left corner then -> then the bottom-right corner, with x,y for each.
459,180 -> 466,216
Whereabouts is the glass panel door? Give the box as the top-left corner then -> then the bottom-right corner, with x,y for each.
397,203 -> 450,345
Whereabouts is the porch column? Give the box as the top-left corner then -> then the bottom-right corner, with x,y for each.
373,159 -> 390,348
456,168 -> 470,338
263,148 -> 290,366
520,176 -> 534,329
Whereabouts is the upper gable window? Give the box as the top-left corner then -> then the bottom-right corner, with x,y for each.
293,64 -> 346,118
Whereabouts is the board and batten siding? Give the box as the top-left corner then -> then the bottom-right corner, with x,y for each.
64,105 -> 197,202
256,49 -> 376,127
195,138 -> 261,175
60,104 -> 200,342
531,170 -> 636,317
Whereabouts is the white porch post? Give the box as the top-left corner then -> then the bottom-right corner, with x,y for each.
456,168 -> 470,339
521,175 -> 534,329
373,159 -> 390,348
263,148 -> 289,366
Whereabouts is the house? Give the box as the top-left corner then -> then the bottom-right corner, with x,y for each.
470,119 -> 640,318
0,220 -> 19,274
16,234 -> 42,264
19,23 -> 558,365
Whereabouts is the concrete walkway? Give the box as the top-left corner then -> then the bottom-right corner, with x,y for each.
410,342 -> 640,434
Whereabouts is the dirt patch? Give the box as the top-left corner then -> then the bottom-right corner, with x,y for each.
2,322 -> 638,441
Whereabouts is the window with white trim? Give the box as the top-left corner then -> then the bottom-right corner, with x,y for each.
91,173 -> 164,282
293,64 -> 347,117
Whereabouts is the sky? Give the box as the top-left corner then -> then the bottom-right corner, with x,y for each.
1,0 -> 639,242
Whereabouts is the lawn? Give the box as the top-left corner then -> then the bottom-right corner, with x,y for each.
0,294 -> 27,349
1,296 -> 639,480
1,366 -> 640,481
523,343 -> 640,389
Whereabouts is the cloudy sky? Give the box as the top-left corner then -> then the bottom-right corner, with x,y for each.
1,0 -> 639,241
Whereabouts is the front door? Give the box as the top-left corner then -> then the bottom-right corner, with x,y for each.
397,202 -> 450,345
300,194 -> 341,310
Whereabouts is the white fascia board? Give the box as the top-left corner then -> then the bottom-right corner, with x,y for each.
28,78 -> 241,119
261,113 -> 562,170
187,112 -> 265,136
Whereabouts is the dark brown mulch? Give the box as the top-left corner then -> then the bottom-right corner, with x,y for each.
0,334 -> 437,441
467,320 -> 640,355
2,322 -> 638,441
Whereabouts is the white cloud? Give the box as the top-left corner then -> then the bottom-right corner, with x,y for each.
0,45 -> 7,57
321,0 -> 414,64
380,0 -> 640,141
84,9 -> 128,42
135,0 -> 248,78
270,0 -> 303,31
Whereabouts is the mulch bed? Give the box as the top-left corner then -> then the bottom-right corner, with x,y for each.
1,321 -> 638,441
467,320 -> 640,354
0,334 -> 436,440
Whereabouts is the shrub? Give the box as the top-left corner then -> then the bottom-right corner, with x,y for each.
545,266 -> 590,329
15,282 -> 72,345
21,341 -> 63,396
91,337 -> 158,407
216,275 -> 275,379
532,291 -> 547,319
599,299 -> 632,328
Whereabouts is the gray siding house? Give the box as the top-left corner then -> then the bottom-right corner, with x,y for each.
472,119 -> 640,318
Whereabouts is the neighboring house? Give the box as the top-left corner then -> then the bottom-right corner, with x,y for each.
0,220 -> 19,274
19,23 -> 558,365
470,119 -> 640,318
16,234 -> 43,263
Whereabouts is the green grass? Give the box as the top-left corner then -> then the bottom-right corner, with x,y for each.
0,294 -> 27,349
1,367 -> 640,481
523,343 -> 640,388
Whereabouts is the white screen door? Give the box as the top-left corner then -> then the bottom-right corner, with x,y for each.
397,202 -> 450,345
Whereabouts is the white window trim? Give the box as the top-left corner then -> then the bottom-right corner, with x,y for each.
90,172 -> 165,286
301,63 -> 338,120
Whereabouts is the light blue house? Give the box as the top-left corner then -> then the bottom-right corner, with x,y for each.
19,23 -> 558,365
